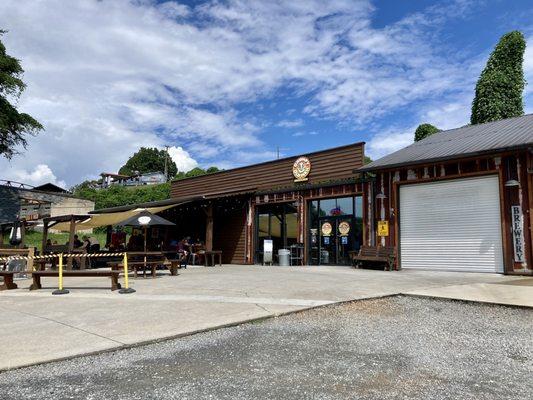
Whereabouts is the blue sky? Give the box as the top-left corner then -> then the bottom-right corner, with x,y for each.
0,0 -> 533,187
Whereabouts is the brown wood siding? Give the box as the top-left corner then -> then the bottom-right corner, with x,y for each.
366,152 -> 533,275
171,143 -> 364,198
214,207 -> 247,264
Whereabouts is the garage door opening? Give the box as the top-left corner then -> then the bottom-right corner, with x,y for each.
399,175 -> 504,273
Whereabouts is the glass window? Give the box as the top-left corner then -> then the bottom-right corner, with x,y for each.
319,198 -> 337,216
336,197 -> 353,216
355,196 -> 362,219
258,214 -> 269,237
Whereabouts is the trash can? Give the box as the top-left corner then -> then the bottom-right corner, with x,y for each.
278,249 -> 290,266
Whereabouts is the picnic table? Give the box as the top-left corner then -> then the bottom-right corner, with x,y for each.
110,252 -> 184,278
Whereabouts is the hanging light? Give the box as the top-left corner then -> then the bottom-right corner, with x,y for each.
376,192 -> 387,199
504,179 -> 520,187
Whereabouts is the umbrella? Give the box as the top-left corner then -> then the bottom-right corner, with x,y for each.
117,210 -> 175,253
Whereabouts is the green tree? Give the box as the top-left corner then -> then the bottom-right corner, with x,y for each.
414,123 -> 439,142
72,181 -> 171,210
119,147 -> 177,178
363,156 -> 372,165
0,30 -> 42,158
471,31 -> 526,125
174,166 -> 222,180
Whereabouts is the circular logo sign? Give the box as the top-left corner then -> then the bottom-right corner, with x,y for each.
321,222 -> 333,236
338,221 -> 351,236
292,156 -> 311,182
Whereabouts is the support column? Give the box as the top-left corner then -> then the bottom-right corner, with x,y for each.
41,220 -> 49,253
67,217 -> 75,269
205,204 -> 213,252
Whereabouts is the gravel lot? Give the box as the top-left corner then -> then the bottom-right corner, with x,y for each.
1,296 -> 532,400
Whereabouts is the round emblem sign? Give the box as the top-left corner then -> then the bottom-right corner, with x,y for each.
292,156 -> 311,182
338,221 -> 351,236
321,222 -> 333,236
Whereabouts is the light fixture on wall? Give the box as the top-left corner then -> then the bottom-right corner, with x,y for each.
504,156 -> 520,188
376,192 -> 387,199
504,179 -> 520,187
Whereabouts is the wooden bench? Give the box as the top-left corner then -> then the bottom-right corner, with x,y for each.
349,246 -> 396,270
30,270 -> 121,291
204,250 -> 222,267
0,271 -> 18,290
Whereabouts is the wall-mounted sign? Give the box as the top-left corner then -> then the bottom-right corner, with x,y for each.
377,220 -> 389,237
293,156 -> 311,182
511,205 -> 526,263
321,222 -> 333,236
338,221 -> 351,236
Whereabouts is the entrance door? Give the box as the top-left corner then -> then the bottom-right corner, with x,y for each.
319,217 -> 354,265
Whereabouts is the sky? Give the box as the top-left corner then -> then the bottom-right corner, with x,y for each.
1,0 -> 533,189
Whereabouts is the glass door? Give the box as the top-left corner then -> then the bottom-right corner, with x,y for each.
318,217 -> 354,265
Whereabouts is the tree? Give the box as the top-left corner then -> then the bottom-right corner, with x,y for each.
119,147 -> 177,178
72,181 -> 171,210
0,30 -> 42,158
174,166 -> 222,180
363,156 -> 372,165
414,123 -> 439,142
471,31 -> 526,125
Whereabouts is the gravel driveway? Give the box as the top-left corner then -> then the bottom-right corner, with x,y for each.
1,296 -> 531,400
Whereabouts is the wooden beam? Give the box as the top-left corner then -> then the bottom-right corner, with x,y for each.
205,204 -> 214,252
67,218 -> 76,269
41,220 -> 49,254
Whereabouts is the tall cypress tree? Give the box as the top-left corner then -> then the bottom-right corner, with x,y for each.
0,30 -> 42,158
471,31 -> 526,125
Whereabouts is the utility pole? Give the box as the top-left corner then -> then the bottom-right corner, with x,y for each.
277,146 -> 289,159
164,145 -> 170,182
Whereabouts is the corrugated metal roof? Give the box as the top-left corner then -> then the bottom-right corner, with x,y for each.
360,114 -> 533,172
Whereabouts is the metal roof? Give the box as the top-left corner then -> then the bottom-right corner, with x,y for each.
359,114 -> 533,172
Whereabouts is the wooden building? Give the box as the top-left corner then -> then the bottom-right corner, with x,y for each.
360,114 -> 533,276
168,143 -> 367,265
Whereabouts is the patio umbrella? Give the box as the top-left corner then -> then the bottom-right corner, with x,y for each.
117,210 -> 175,253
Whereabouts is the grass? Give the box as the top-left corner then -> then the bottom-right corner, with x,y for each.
3,230 -> 108,250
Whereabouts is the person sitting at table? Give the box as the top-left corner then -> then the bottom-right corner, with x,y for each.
177,237 -> 190,256
72,235 -> 83,248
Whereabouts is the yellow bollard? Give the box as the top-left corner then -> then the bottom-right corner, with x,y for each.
52,254 -> 69,295
119,252 -> 135,294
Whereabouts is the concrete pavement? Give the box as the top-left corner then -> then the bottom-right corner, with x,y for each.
0,265 -> 530,370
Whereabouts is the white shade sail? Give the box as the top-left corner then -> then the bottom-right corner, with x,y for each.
51,205 -> 175,232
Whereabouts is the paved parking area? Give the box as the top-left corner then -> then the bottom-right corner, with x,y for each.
0,265 -> 530,370
0,296 -> 531,400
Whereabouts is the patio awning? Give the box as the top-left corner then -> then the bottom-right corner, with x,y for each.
51,197 -> 202,232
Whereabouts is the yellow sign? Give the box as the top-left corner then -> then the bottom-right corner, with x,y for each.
321,222 -> 333,236
377,220 -> 389,237
293,156 -> 311,182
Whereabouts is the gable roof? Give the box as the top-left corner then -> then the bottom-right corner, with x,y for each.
359,114 -> 533,172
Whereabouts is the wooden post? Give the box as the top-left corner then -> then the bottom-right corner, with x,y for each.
106,225 -> 112,247
19,221 -> 26,249
41,220 -> 49,254
205,203 -> 214,252
67,217 -> 75,269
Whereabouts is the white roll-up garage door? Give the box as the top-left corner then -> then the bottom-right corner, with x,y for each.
399,175 -> 504,273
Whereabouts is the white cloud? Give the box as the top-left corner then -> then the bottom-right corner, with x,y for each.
365,127 -> 415,160
277,119 -> 304,128
0,0 -> 514,184
167,146 -> 198,173
7,164 -> 67,189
